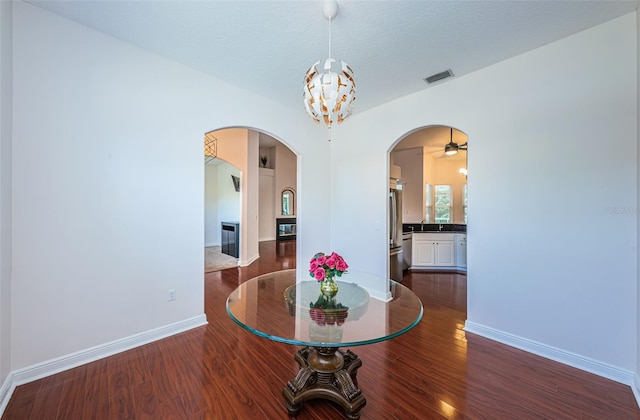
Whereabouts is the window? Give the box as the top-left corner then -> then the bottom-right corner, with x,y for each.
424,184 -> 433,223
435,185 -> 452,223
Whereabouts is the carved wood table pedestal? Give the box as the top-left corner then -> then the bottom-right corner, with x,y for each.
283,346 -> 365,419
226,270 -> 423,419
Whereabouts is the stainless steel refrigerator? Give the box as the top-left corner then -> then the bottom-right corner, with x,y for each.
389,188 -> 403,282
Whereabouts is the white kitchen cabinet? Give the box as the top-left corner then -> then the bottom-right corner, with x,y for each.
455,234 -> 467,268
412,234 -> 455,267
410,233 -> 466,270
436,240 -> 455,265
413,239 -> 436,266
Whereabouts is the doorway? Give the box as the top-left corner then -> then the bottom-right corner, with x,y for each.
203,128 -> 298,272
388,125 -> 468,279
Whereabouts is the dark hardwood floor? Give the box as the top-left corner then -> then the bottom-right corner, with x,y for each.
3,240 -> 639,419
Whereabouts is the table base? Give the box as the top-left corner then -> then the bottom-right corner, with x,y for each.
283,346 -> 366,419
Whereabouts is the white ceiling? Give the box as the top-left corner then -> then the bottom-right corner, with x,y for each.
27,0 -> 638,118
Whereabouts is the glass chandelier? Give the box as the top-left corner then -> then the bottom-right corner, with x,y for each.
303,0 -> 356,138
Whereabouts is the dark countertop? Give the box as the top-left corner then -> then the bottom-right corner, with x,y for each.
402,223 -> 466,233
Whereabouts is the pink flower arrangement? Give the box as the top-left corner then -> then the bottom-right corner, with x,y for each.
309,251 -> 349,282
309,300 -> 349,326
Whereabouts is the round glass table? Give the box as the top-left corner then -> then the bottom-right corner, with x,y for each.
226,269 -> 423,419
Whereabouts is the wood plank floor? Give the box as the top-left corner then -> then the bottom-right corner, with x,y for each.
3,240 -> 639,419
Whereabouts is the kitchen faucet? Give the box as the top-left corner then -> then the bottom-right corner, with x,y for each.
420,219 -> 426,231
438,224 -> 443,231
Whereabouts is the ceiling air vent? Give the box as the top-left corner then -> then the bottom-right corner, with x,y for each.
424,69 -> 454,85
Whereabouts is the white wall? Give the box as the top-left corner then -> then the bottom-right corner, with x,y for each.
258,168 -> 275,241
275,144 -> 297,218
213,128 -> 259,266
333,13 -> 637,382
245,130 -> 260,264
204,162 -> 219,246
423,147 -> 436,222
636,6 -> 640,397
392,148 -> 423,223
258,145 -> 275,169
10,1 -> 331,371
216,162 -> 241,239
0,0 -> 12,389
203,161 -> 241,247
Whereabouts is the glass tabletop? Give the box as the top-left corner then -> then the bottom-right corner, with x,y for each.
226,269 -> 423,348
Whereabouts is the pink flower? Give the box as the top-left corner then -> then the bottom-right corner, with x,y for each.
309,308 -> 325,324
309,251 -> 348,280
326,257 -> 337,269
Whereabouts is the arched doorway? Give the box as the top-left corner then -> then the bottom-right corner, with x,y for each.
388,125 -> 468,281
203,127 -> 298,272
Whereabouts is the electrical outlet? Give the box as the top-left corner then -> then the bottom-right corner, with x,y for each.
168,289 -> 176,301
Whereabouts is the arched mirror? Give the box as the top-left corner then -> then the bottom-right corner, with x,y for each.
281,188 -> 295,216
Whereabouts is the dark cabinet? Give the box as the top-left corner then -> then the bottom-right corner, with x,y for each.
221,222 -> 239,257
276,218 -> 296,241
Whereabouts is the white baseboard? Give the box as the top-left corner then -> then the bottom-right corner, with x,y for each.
205,242 -> 220,247
409,266 -> 467,273
633,374 -> 640,409
240,253 -> 260,267
0,314 -> 207,417
0,371 -> 15,417
464,321 -> 634,386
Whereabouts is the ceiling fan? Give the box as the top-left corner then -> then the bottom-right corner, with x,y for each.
444,128 -> 467,156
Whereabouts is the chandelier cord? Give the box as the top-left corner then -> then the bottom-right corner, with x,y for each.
328,15 -> 332,59
327,16 -> 333,141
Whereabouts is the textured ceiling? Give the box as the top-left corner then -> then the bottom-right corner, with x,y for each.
27,0 -> 638,117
